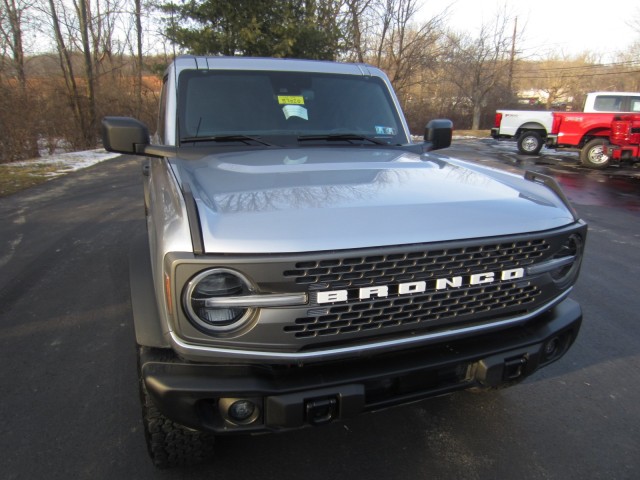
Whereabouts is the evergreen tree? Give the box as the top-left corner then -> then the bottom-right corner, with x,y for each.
160,0 -> 344,59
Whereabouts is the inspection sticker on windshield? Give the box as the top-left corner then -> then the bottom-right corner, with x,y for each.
375,126 -> 396,135
278,95 -> 305,105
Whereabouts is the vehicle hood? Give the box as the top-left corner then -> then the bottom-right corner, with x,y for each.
172,147 -> 576,254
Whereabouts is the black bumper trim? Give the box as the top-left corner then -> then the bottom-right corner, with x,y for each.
142,298 -> 582,434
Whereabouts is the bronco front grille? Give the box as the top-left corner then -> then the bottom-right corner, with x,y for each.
285,282 -> 540,339
283,239 -> 548,288
282,239 -> 549,339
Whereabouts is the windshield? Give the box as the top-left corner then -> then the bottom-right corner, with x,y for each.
177,69 -> 407,145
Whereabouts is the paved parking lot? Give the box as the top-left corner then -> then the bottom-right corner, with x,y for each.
0,140 -> 638,479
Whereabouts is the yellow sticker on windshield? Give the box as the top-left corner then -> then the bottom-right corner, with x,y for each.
278,95 -> 305,105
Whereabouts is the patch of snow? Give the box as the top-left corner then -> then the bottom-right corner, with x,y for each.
452,135 -> 482,140
0,234 -> 23,268
5,149 -> 121,174
411,134 -> 484,142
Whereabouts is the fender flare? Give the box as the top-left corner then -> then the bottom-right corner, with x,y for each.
129,233 -> 169,347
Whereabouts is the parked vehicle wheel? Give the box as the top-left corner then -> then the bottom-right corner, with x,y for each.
517,131 -> 543,155
139,348 -> 215,468
580,138 -> 610,169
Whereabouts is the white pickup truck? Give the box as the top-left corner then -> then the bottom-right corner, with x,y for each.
491,92 -> 640,155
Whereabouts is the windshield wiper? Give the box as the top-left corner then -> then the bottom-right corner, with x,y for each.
180,135 -> 276,147
297,133 -> 391,146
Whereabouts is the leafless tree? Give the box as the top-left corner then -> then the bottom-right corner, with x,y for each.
516,58 -> 573,108
347,0 -> 447,99
0,0 -> 31,86
45,0 -> 92,147
444,13 -> 515,129
39,0 -> 133,147
626,7 -> 640,34
75,0 -> 97,145
0,0 -> 41,159
344,0 -> 375,62
386,12 -> 444,97
134,0 -> 143,116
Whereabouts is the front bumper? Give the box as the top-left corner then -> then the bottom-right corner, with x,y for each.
142,298 -> 582,434
546,134 -> 558,147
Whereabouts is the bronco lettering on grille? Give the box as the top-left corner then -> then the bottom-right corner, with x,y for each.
315,268 -> 525,304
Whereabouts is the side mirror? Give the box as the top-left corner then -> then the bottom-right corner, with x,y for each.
102,116 -> 150,154
424,119 -> 453,151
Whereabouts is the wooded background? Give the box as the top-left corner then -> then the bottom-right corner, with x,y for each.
1,0 -> 639,162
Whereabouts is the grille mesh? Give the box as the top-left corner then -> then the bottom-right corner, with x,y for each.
283,239 -> 548,288
285,283 -> 540,338
283,239 -> 549,339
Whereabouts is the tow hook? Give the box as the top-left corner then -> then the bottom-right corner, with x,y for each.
305,397 -> 338,426
476,352 -> 530,387
503,356 -> 527,380
266,384 -> 364,428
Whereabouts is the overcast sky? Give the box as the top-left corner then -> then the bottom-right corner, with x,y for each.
25,0 -> 640,61
420,0 -> 640,60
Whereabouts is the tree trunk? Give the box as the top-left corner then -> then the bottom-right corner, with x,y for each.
3,0 -> 39,157
135,0 -> 143,117
48,0 -> 88,142
77,0 -> 97,148
471,103 -> 482,130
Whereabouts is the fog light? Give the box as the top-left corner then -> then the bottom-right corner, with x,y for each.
219,397 -> 260,425
543,336 -> 561,360
229,400 -> 256,422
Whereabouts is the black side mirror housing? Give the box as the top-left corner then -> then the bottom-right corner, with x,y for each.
102,116 -> 150,154
424,119 -> 453,151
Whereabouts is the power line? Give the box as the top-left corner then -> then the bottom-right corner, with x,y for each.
513,68 -> 640,80
515,60 -> 640,73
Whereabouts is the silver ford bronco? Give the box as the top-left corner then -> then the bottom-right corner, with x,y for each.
102,56 -> 586,468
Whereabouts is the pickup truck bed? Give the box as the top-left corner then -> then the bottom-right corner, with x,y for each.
546,112 -> 616,168
491,110 -> 553,154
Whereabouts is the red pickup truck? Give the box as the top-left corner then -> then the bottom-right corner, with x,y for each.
604,115 -> 640,163
546,92 -> 640,168
546,112 -> 615,168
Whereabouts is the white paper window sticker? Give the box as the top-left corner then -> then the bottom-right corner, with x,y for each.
283,105 -> 308,121
284,155 -> 308,165
375,125 -> 396,135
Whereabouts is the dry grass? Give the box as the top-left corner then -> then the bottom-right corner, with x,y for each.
453,129 -> 491,138
0,162 -> 64,198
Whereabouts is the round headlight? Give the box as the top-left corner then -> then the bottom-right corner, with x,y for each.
184,269 -> 255,334
550,234 -> 584,288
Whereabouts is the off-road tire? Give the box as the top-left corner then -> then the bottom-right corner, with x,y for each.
139,349 -> 215,468
517,131 -> 543,155
580,138 -> 610,169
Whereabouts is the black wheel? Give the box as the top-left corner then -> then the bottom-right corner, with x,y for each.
580,138 -> 610,169
517,131 -> 543,155
138,348 -> 215,468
